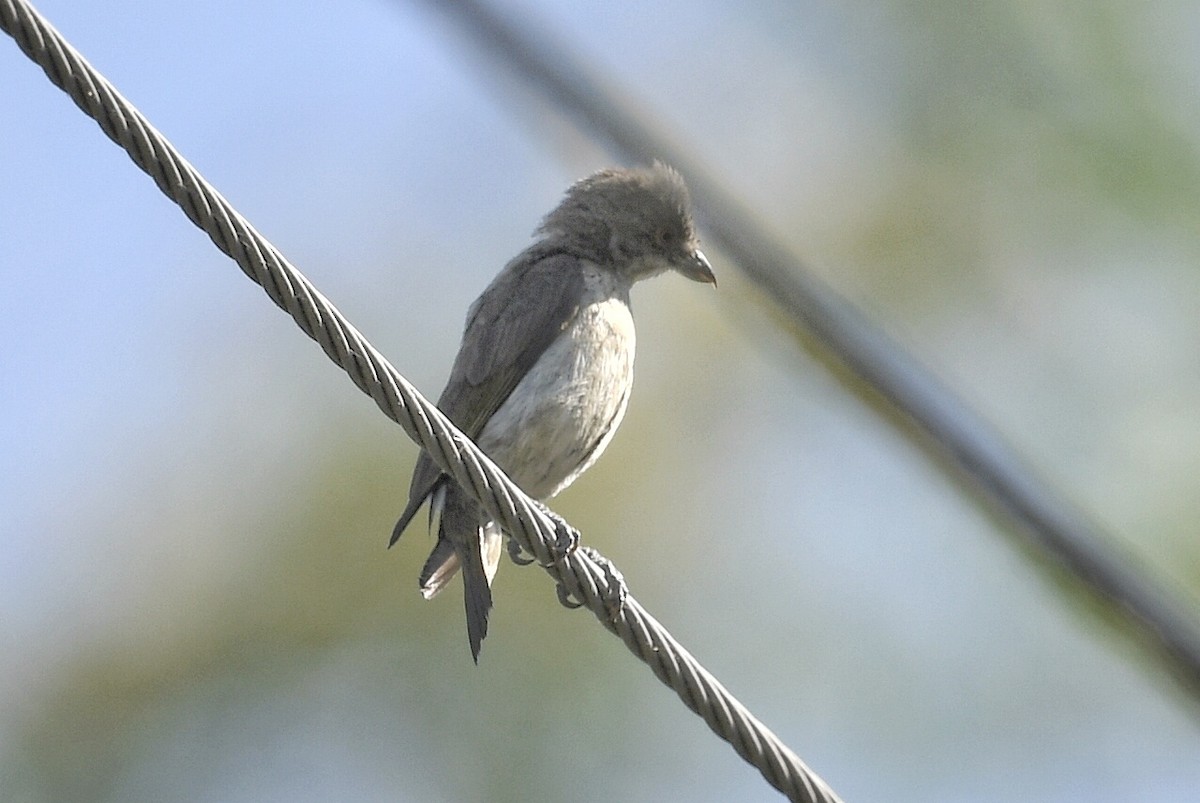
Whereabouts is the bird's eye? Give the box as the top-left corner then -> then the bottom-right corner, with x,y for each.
655,228 -> 675,247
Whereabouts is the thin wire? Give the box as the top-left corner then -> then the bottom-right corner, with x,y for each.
0,1 -> 845,799
421,0 -> 1200,701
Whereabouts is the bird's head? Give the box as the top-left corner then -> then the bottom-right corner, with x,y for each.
538,162 -> 716,286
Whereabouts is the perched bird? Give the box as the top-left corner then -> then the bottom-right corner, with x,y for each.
391,163 -> 715,661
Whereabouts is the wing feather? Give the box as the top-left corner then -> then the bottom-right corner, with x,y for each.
391,250 -> 585,542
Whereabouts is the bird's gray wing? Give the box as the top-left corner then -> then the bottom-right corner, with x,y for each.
391,251 -> 585,545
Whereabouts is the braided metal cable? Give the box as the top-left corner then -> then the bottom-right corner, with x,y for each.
0,1 -> 843,800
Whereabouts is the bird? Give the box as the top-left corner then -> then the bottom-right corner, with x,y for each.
391,163 -> 715,661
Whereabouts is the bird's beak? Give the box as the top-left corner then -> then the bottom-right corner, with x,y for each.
677,249 -> 717,286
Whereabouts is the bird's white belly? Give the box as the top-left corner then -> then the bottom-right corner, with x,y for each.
478,296 -> 635,500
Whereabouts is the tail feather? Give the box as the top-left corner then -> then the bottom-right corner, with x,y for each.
418,537 -> 460,600
391,475 -> 447,547
422,488 -> 505,662
460,535 -> 493,663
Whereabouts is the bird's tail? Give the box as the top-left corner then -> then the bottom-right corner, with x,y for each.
419,487 -> 503,662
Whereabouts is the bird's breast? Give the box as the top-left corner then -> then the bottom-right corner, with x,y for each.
478,294 -> 636,500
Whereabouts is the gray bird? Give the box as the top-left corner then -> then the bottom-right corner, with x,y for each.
391,163 -> 715,661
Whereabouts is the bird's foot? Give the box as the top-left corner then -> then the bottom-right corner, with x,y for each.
582,546 -> 628,623
533,500 -> 579,560
506,536 -> 535,566
556,582 -> 585,609
554,547 -> 628,617
505,502 -> 578,567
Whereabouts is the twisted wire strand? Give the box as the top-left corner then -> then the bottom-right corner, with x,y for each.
0,1 -> 843,800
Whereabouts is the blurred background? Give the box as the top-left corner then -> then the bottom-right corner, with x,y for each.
3,1 -> 1200,800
